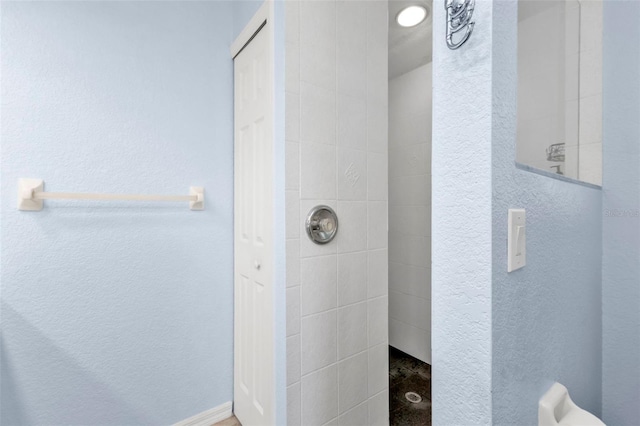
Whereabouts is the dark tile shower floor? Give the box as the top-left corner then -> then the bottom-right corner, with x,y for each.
389,346 -> 432,426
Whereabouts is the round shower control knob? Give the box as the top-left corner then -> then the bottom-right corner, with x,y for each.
306,205 -> 339,245
319,217 -> 334,232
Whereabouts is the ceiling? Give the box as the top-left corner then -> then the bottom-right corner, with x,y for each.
388,0 -> 433,79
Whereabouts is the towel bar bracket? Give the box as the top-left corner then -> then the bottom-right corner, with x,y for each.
18,178 -> 45,211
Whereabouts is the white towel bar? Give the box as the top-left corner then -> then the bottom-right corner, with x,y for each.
18,178 -> 204,211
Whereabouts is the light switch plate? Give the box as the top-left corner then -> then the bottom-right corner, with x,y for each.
507,208 -> 526,272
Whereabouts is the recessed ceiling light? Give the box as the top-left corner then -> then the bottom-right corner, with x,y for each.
396,5 -> 428,28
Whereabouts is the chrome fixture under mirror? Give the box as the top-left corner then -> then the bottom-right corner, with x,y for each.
306,205 -> 338,245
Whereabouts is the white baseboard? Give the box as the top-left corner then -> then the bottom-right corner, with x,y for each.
173,401 -> 233,426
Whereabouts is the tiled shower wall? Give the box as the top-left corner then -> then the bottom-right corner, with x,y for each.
284,1 -> 389,425
388,62 -> 432,364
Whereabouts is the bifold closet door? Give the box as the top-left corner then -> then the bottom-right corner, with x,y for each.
233,19 -> 274,426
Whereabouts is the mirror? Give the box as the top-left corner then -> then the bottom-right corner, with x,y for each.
517,0 -> 603,186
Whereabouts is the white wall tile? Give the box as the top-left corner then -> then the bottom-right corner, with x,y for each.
285,0 -> 299,45
579,93 -> 603,145
367,201 -> 388,250
287,239 -> 300,288
302,310 -> 337,375
288,334 -> 301,386
366,55 -> 387,106
288,382 -> 301,426
286,42 -> 300,95
367,343 -> 388,397
338,352 -> 369,414
337,401 -> 368,426
388,63 -> 432,118
367,153 -> 388,201
412,113 -> 432,145
367,104 -> 388,154
301,255 -> 337,316
388,114 -> 413,148
287,191 -> 300,239
565,53 -> 580,102
336,0 -> 367,100
337,95 -> 367,151
389,59 -> 430,382
301,141 -> 336,200
388,234 -> 430,268
300,0 -> 336,50
337,251 -> 367,307
388,143 -> 431,178
337,201 -> 368,253
389,114 -> 431,148
300,82 -> 336,146
302,364 -> 339,426
389,290 -> 430,331
337,147 -> 367,201
367,296 -> 388,348
366,1 -> 388,105
301,42 -> 336,91
516,114 -> 560,167
578,142 -> 603,186
337,302 -> 368,360
389,318 -> 431,364
564,144 -> 579,180
286,141 -> 300,190
287,2 -> 388,423
579,0 -> 603,52
389,175 -> 430,206
286,91 -> 300,142
564,99 -> 579,146
368,389 -> 389,426
564,2 -> 580,55
367,249 -> 388,299
389,205 -> 431,237
389,262 -> 430,300
300,1 -> 335,91
287,286 -> 301,336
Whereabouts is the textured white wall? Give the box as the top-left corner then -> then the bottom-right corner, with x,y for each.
0,2 -> 237,424
388,62 -> 432,364
492,1 -> 603,424
433,1 -> 602,423
602,1 -> 640,423
431,0 -> 493,423
284,1 -> 389,425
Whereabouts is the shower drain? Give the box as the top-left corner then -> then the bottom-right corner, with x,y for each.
405,391 -> 422,404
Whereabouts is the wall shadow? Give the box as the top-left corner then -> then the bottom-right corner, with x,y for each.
1,303 -> 152,425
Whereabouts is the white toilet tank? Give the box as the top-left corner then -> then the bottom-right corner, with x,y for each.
539,382 -> 606,426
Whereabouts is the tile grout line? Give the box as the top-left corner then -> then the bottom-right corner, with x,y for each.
295,1 -> 302,424
334,1 -> 340,422
365,1 -> 372,422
